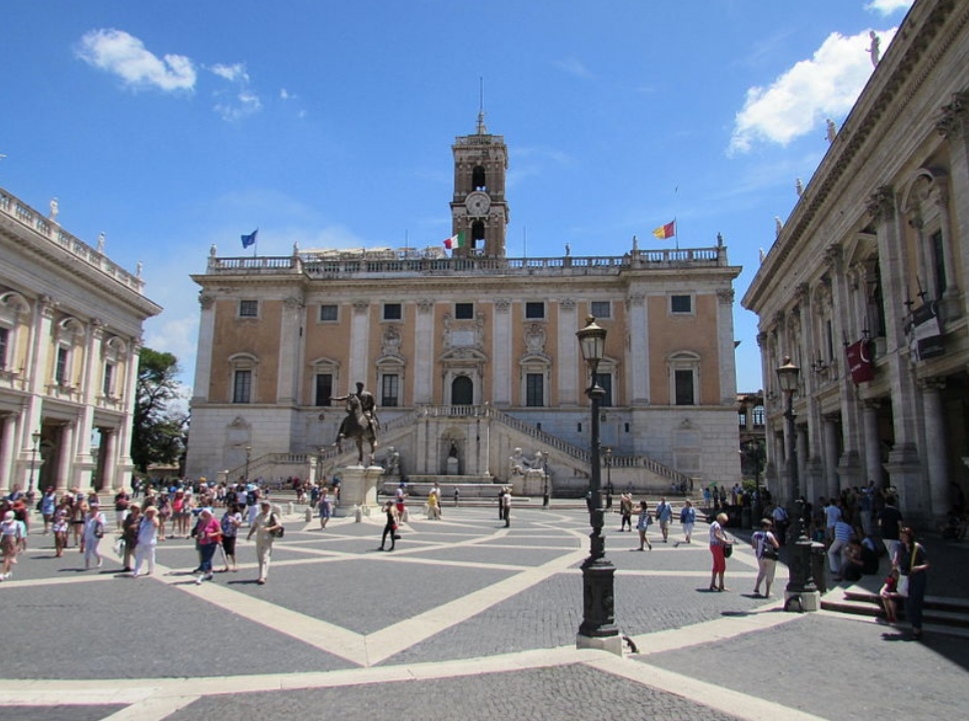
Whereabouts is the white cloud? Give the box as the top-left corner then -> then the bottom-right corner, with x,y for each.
728,28 -> 896,155
554,58 -> 595,80
210,62 -> 249,84
77,29 -> 196,92
280,88 -> 295,100
865,0 -> 913,15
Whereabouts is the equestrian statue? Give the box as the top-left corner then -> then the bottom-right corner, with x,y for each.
333,381 -> 380,465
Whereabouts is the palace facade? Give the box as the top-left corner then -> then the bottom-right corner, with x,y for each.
0,189 -> 161,495
186,115 -> 743,494
743,0 -> 969,523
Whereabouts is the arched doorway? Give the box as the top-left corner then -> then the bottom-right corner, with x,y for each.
451,376 -> 473,405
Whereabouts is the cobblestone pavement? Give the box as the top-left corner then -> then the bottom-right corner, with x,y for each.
1,501 -> 965,721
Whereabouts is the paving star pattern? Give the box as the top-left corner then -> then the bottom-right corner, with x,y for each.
1,503 -> 966,721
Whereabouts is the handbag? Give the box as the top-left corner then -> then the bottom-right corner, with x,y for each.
896,574 -> 909,596
723,542 -> 733,558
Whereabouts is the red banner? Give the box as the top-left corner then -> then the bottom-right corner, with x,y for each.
845,339 -> 874,384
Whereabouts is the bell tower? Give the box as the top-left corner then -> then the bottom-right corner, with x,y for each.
449,109 -> 509,258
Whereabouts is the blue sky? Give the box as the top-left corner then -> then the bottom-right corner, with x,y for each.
0,0 -> 913,395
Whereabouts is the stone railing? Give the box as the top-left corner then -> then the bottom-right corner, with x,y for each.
0,188 -> 146,294
204,245 -> 729,279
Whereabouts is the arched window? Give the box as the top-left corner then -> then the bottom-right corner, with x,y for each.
451,376 -> 473,405
472,220 -> 485,252
472,165 -> 487,191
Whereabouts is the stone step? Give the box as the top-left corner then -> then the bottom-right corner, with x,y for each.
822,586 -> 969,628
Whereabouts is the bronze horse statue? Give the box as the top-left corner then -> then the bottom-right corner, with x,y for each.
335,394 -> 378,465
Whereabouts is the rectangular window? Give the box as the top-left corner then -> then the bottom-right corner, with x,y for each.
671,295 -> 692,313
674,369 -> 695,405
233,369 -> 252,403
525,301 -> 545,319
55,347 -> 69,384
0,327 -> 7,369
383,303 -> 402,320
739,410 -> 747,428
239,300 -> 258,317
314,373 -> 333,406
455,302 -> 474,319
596,373 -> 613,407
319,304 -> 338,322
381,374 -> 399,407
590,301 -> 611,319
102,362 -> 115,396
525,373 -> 544,407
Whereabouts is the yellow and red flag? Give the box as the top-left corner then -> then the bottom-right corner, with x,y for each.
652,220 -> 676,240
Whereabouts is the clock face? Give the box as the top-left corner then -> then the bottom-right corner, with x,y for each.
466,191 -> 491,217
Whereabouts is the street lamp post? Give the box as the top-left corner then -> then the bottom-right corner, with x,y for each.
776,356 -> 819,611
604,447 -> 613,510
575,317 -> 621,652
27,431 -> 41,497
244,445 -> 252,483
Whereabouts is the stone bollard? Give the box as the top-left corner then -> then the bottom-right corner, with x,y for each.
304,507 -> 313,522
287,502 -> 294,515
354,506 -> 363,523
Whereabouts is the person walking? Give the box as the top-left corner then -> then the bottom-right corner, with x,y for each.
655,497 -> 674,542
709,512 -> 732,592
378,500 -> 399,552
501,487 -> 512,528
220,504 -> 243,572
828,517 -> 854,581
318,488 -> 332,529
879,495 -> 903,562
0,510 -> 25,580
619,493 -> 633,531
194,508 -> 222,585
82,501 -> 107,569
895,527 -> 929,639
751,518 -> 780,597
132,506 -> 159,577
679,499 -> 697,544
39,487 -> 57,535
120,505 -> 141,572
635,501 -> 653,551
247,500 -> 283,584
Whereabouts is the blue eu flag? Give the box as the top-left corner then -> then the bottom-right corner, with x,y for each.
241,229 -> 258,248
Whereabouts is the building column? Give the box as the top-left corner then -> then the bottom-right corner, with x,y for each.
113,343 -> 143,492
276,297 -> 304,404
0,413 -> 18,496
822,414 -> 840,500
920,378 -> 949,520
935,92 -> 969,319
348,301 -> 370,391
627,293 -> 648,405
492,300 -> 512,406
716,289 -> 737,404
862,400 -> 884,489
557,299 -> 580,406
101,428 -> 117,493
192,295 -> 217,404
56,421 -> 76,493
414,301 -> 435,404
866,186 -> 923,509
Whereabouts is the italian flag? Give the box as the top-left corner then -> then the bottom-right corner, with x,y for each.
444,231 -> 466,249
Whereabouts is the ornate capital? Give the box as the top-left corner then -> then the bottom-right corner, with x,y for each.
353,301 -> 369,315
417,299 -> 434,314
559,298 -> 576,311
920,377 -> 946,393
823,244 -> 843,271
494,299 -> 510,313
866,185 -> 896,223
283,296 -> 303,310
627,293 -> 645,307
199,294 -> 215,310
756,331 -> 768,347
935,91 -> 969,139
716,288 -> 734,305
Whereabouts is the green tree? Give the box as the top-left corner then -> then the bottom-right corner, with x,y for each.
131,348 -> 188,474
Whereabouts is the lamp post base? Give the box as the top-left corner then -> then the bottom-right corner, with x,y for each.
576,632 -> 624,655
783,589 -> 821,612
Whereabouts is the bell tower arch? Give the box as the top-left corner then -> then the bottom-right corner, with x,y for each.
450,109 -> 509,258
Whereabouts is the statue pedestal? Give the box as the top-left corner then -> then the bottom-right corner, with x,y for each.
446,457 -> 459,475
334,465 -> 384,517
